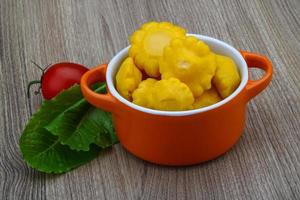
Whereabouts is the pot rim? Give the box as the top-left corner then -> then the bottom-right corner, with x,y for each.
106,34 -> 248,116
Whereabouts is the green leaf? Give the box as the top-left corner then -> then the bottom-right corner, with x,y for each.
45,96 -> 118,151
20,84 -> 118,173
20,128 -> 100,173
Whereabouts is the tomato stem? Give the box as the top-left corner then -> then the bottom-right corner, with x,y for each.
31,60 -> 51,73
28,61 -> 52,99
31,60 -> 44,71
27,80 -> 41,99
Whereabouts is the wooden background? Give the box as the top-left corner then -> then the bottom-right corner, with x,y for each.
1,0 -> 299,199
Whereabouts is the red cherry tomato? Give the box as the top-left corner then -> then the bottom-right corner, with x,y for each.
28,62 -> 89,100
41,63 -> 88,99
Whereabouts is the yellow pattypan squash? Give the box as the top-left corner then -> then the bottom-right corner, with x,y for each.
213,55 -> 241,98
132,78 -> 157,108
193,86 -> 222,109
132,78 -> 194,111
152,78 -> 194,111
159,36 -> 217,97
116,57 -> 142,100
129,21 -> 186,77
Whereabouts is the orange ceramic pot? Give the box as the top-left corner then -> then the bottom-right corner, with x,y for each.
81,34 -> 272,166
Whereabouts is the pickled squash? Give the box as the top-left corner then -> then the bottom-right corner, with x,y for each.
129,21 -> 186,77
115,21 -> 242,111
132,78 -> 157,108
132,78 -> 194,111
213,55 -> 241,98
116,57 -> 142,100
159,36 -> 217,97
193,86 -> 222,109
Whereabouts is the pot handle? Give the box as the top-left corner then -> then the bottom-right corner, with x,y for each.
81,64 -> 117,113
240,51 -> 273,101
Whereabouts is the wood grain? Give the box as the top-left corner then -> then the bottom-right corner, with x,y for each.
1,0 -> 299,199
